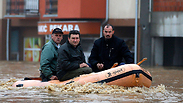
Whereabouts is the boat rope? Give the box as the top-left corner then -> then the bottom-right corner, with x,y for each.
95,70 -> 152,84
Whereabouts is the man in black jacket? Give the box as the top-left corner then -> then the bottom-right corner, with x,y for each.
89,24 -> 134,72
57,30 -> 92,81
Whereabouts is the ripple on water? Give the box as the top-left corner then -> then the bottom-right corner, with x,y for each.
1,78 -> 181,103
0,61 -> 183,102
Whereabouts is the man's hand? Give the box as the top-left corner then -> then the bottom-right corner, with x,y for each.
80,63 -> 89,68
97,63 -> 104,70
50,75 -> 58,80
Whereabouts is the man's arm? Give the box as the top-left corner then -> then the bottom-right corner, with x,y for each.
88,41 -> 101,71
40,46 -> 54,79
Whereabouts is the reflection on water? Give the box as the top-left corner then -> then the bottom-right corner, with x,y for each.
0,61 -> 183,102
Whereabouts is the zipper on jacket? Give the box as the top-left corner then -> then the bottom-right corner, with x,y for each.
109,48 -> 114,57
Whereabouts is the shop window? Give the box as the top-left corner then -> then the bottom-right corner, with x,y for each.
45,35 -> 51,43
24,38 -> 41,62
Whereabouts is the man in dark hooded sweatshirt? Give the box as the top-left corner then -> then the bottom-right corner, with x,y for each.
89,24 -> 134,72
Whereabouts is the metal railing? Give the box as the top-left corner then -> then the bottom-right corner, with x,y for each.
6,0 -> 39,16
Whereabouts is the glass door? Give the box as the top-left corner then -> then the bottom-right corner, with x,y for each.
24,38 -> 41,62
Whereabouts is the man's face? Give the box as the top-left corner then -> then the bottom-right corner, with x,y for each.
103,26 -> 114,39
51,33 -> 63,44
68,34 -> 80,47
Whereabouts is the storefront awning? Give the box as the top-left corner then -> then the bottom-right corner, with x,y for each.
38,21 -> 101,35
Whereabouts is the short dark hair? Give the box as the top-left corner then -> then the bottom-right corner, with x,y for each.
68,30 -> 80,38
104,24 -> 114,30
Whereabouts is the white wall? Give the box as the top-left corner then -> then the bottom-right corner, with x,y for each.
109,0 -> 140,19
151,12 -> 183,37
0,0 -> 6,19
0,0 -> 3,19
154,37 -> 163,66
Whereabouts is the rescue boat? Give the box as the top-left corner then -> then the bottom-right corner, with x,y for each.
12,64 -> 152,88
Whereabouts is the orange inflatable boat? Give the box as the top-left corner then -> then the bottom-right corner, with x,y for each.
12,64 -> 152,88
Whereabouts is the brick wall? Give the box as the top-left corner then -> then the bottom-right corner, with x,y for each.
153,0 -> 183,11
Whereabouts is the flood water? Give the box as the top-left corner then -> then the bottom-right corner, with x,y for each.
0,61 -> 183,102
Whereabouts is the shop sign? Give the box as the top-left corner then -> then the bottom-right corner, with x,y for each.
38,22 -> 101,35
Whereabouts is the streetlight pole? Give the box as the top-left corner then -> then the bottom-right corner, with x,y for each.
134,0 -> 139,64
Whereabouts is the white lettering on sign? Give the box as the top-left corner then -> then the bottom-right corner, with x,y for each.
68,24 -> 73,31
62,25 -> 67,32
50,25 -> 62,32
74,24 -> 80,31
49,24 -> 80,32
38,25 -> 47,32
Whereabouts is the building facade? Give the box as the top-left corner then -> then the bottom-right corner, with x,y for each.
140,0 -> 183,66
1,0 -> 182,66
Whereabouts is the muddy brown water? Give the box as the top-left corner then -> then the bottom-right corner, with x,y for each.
0,61 -> 183,102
